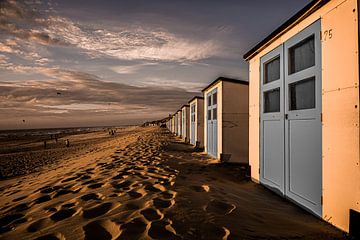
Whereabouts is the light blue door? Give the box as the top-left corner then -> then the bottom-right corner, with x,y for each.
260,20 -> 322,216
207,89 -> 217,157
190,103 -> 196,145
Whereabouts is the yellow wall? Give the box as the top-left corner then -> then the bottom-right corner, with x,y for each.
247,0 -> 359,232
203,81 -> 223,158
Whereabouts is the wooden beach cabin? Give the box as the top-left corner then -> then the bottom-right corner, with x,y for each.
174,111 -> 179,136
181,105 -> 190,143
202,77 -> 249,163
176,110 -> 182,137
243,0 -> 360,233
171,115 -> 176,134
188,96 -> 204,149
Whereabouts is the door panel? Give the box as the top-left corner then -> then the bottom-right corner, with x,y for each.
260,45 -> 285,194
284,19 -> 322,216
263,120 -> 284,188
288,119 -> 321,204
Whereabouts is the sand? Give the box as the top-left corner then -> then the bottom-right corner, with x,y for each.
0,127 -> 346,240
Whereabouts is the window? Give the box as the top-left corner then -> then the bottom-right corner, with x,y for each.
264,56 -> 280,83
208,96 -> 211,106
212,108 -> 217,120
208,109 -> 211,120
213,92 -> 217,105
289,77 -> 315,110
289,35 -> 315,74
264,88 -> 280,113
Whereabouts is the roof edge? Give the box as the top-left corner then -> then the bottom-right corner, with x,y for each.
188,96 -> 204,104
202,76 -> 248,92
243,0 -> 330,61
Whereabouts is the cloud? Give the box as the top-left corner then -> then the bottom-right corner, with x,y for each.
110,63 -> 159,74
0,68 -> 197,118
1,0 -> 223,63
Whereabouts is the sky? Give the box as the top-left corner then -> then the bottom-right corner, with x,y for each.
0,0 -> 310,130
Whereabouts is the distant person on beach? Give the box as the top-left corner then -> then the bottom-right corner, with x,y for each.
65,139 -> 70,147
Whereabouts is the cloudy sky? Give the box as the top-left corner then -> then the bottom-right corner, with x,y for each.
0,0 -> 310,130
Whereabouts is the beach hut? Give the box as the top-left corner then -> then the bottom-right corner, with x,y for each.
176,110 -> 182,137
243,0 -> 359,233
174,112 -> 179,135
188,96 -> 204,149
202,77 -> 249,163
181,105 -> 190,142
171,115 -> 176,134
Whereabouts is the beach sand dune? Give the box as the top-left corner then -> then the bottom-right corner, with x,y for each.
0,127 -> 345,239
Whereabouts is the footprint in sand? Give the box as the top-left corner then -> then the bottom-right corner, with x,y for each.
12,196 -> 27,202
199,223 -> 230,240
8,202 -> 31,212
80,193 -> 104,201
153,197 -> 174,209
34,195 -> 52,204
87,182 -> 104,189
127,190 -> 143,199
53,189 -> 73,198
191,185 -> 210,193
34,232 -> 65,240
83,220 -> 121,240
148,220 -> 178,240
140,208 -> 163,221
160,191 -> 176,200
204,199 -> 236,215
0,213 -> 27,233
119,217 -> 147,239
50,208 -> 78,222
61,176 -> 79,183
27,218 -> 52,232
83,202 -> 115,219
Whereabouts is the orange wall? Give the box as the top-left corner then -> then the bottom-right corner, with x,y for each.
247,0 -> 359,232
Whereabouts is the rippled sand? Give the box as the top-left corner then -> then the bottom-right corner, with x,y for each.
0,127 -> 345,240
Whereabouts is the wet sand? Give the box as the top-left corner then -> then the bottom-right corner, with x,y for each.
0,127 -> 346,239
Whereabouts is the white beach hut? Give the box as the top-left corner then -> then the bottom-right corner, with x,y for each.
176,110 -> 182,137
181,105 -> 190,143
202,77 -> 249,163
243,0 -> 360,233
188,96 -> 204,149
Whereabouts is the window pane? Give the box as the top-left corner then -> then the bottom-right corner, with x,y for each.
289,35 -> 315,74
208,96 -> 211,106
264,88 -> 280,113
213,92 -> 217,105
208,109 -> 211,120
212,108 -> 217,120
264,56 -> 280,83
289,77 -> 315,110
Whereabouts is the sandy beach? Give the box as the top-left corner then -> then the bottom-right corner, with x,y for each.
0,127 -> 346,240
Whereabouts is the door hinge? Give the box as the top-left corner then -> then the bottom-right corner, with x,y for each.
320,31 -> 322,41
321,113 -> 323,123
321,196 -> 323,205
259,168 -> 260,174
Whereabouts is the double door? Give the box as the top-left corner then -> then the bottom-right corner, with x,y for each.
260,20 -> 322,216
207,89 -> 218,157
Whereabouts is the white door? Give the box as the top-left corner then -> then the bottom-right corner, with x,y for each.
190,103 -> 196,145
207,89 -> 218,157
260,20 -> 322,216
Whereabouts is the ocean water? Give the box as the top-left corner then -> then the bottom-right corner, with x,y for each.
0,126 -> 129,140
